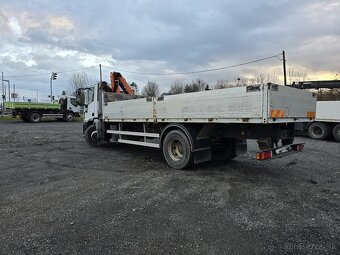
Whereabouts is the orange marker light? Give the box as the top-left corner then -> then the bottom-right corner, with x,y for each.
256,151 -> 273,160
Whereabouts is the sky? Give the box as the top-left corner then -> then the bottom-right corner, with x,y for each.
0,0 -> 339,102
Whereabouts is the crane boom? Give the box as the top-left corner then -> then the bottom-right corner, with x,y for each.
291,80 -> 340,90
110,72 -> 135,94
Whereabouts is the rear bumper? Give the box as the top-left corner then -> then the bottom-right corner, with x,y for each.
256,143 -> 304,161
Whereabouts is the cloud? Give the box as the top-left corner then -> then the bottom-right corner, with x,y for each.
0,0 -> 339,97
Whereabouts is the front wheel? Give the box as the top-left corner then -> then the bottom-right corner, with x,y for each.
308,122 -> 331,140
64,112 -> 75,122
84,125 -> 100,147
162,130 -> 193,170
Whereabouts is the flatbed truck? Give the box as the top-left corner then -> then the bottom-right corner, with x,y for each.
77,76 -> 316,169
4,95 -> 80,123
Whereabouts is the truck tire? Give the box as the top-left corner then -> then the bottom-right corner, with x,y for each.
65,112 -> 75,122
332,124 -> 340,142
29,112 -> 42,123
85,125 -> 100,146
163,130 -> 193,170
308,122 -> 331,140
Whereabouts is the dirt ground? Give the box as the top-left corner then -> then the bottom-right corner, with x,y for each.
0,120 -> 339,255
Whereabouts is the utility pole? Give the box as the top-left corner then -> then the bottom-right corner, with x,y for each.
99,64 -> 102,84
1,72 -> 3,118
3,80 -> 10,101
2,79 -> 9,114
50,72 -> 53,103
50,72 -> 57,103
8,80 -> 10,102
282,50 -> 287,86
13,84 -> 16,102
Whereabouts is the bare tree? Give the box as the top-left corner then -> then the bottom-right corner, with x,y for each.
288,68 -> 308,84
215,80 -> 233,89
252,73 -> 278,84
142,81 -> 160,97
169,79 -> 184,94
69,71 -> 94,95
235,74 -> 279,87
317,89 -> 340,101
255,73 -> 266,84
267,71 -> 278,84
184,79 -> 207,93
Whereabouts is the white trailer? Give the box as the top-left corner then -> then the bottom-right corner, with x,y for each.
305,101 -> 340,141
78,83 -> 316,169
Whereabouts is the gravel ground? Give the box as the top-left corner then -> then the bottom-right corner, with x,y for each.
0,120 -> 339,255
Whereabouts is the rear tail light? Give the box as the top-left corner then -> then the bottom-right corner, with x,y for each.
256,150 -> 273,160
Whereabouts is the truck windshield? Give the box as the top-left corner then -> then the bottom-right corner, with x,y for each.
70,98 -> 78,107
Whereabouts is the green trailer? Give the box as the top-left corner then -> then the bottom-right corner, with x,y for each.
4,96 -> 80,123
4,102 -> 61,110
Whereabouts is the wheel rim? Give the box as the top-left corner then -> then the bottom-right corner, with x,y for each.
167,138 -> 184,161
67,114 -> 74,121
313,127 -> 323,136
90,130 -> 98,141
32,114 -> 39,121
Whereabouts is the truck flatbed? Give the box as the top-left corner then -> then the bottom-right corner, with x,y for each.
102,84 -> 316,124
4,102 -> 61,110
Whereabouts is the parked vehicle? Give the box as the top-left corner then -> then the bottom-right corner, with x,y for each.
77,72 -> 316,169
292,80 -> 340,142
301,101 -> 340,141
4,95 -> 80,123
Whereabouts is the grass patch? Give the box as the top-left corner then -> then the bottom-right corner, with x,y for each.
0,115 -> 17,121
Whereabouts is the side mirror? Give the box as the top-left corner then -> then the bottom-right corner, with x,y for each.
76,89 -> 85,106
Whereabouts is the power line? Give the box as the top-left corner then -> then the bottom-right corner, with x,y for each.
102,54 -> 282,76
57,66 -> 98,74
3,53 -> 282,78
4,66 -> 98,78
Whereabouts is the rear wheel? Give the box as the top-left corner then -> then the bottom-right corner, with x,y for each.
29,112 -> 41,123
163,130 -> 193,169
332,124 -> 340,142
308,122 -> 331,140
85,125 -> 100,146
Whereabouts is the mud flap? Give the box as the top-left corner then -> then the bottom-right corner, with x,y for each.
194,148 -> 211,164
